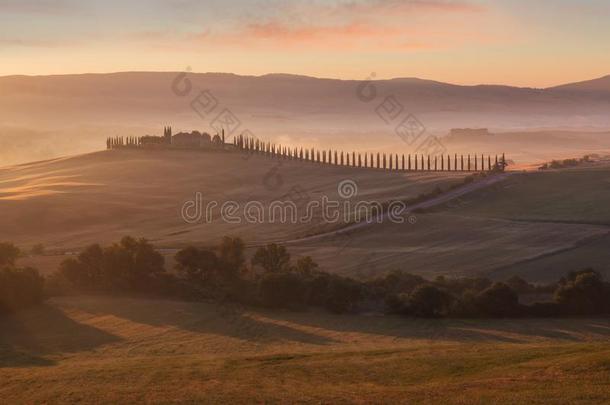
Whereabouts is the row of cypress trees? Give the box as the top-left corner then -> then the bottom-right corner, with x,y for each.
106,136 -> 140,149
233,134 -> 506,172
105,132 -> 506,172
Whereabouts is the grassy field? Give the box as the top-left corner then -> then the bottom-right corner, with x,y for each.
6,151 -> 610,282
1,296 -> 609,404
288,213 -> 607,280
445,166 -> 610,225
0,148 -> 466,250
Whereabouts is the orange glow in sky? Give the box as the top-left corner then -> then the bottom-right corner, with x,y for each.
1,0 -> 609,87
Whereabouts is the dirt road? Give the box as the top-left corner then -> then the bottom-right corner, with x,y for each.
281,172 -> 515,245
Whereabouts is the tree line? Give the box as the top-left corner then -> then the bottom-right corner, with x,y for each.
0,243 -> 45,314
105,129 -> 507,172
0,237 -> 601,318
233,133 -> 507,172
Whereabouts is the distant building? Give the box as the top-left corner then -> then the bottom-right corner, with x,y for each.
137,126 -> 223,149
172,131 -> 215,148
449,128 -> 491,139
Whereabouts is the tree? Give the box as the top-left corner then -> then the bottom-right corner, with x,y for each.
58,244 -> 104,290
57,237 -> 164,293
175,246 -> 219,283
324,276 -> 362,313
475,282 -> 521,317
0,242 -> 20,267
554,269 -> 608,315
294,256 -> 318,275
0,266 -> 45,313
407,285 -> 454,317
505,275 -> 533,294
258,272 -> 306,309
251,243 -> 291,273
30,243 -> 45,256
218,236 -> 246,278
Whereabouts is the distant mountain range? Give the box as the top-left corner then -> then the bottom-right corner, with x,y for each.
1,72 -> 610,165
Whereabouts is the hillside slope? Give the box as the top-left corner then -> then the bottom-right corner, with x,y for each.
3,149 -> 608,282
0,148 -> 465,249
1,296 -> 609,403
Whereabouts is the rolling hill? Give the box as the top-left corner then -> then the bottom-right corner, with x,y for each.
1,295 -> 609,403
3,148 -> 609,282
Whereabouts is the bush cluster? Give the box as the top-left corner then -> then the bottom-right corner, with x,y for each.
5,235 -> 609,318
0,242 -> 45,313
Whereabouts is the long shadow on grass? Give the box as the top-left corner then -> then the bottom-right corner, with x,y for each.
0,304 -> 122,368
255,311 -> 610,344
61,296 -> 336,346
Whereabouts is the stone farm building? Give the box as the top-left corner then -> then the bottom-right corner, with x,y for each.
139,127 -> 225,148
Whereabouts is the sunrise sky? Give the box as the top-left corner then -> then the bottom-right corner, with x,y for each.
1,0 -> 609,87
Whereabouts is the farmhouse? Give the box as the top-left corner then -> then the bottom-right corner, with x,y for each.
172,131 -> 213,148
449,128 -> 492,140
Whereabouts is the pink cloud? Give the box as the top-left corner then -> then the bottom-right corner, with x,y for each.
192,0 -> 489,51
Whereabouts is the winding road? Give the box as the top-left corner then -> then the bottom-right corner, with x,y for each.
281,172 -> 515,246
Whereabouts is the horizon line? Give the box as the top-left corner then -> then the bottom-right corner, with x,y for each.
1,70 -> 608,90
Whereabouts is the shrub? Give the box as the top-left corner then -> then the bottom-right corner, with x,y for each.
505,276 -> 535,294
175,246 -> 219,284
258,272 -> 307,309
475,282 -> 521,317
0,267 -> 45,313
251,243 -> 291,273
31,243 -> 45,256
57,237 -> 165,293
218,236 -> 246,279
293,256 -> 318,275
554,269 -> 609,315
323,276 -> 362,313
0,242 -> 20,267
407,285 -> 454,317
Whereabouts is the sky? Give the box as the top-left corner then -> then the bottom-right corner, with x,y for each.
1,0 -> 609,87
